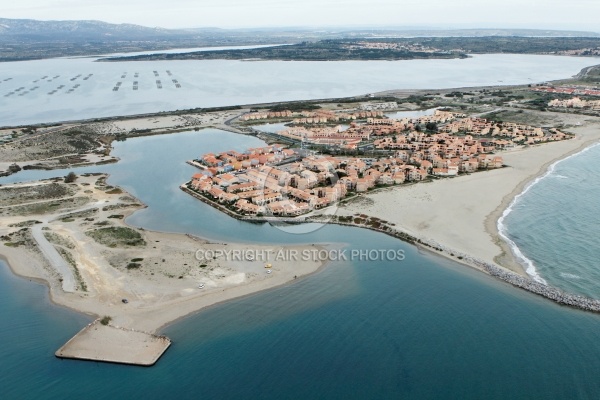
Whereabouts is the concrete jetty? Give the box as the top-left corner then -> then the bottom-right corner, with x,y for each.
56,320 -> 171,366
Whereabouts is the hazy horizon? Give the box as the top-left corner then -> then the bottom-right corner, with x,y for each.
1,0 -> 598,32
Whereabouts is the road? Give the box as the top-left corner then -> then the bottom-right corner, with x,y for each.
31,224 -> 76,292
29,201 -> 108,293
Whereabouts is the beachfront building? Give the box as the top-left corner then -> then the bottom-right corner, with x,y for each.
184,109 -> 575,218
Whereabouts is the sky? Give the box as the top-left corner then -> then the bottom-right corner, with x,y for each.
1,0 -> 599,31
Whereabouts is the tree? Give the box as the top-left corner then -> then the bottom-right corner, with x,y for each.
425,122 -> 438,132
64,172 -> 77,183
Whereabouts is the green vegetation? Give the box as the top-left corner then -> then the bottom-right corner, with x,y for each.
86,227 -> 146,247
105,37 -> 600,63
56,247 -> 87,292
269,102 -> 321,112
103,39 -> 465,62
93,220 -> 111,226
8,220 -> 42,228
100,316 -> 112,326
2,197 -> 89,216
0,182 -> 74,207
65,171 -> 77,183
126,262 -> 141,269
43,232 -> 75,249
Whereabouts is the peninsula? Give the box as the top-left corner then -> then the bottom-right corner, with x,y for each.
100,37 -> 600,62
0,173 -> 326,365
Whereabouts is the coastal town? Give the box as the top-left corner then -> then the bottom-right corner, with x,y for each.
184,108 -> 572,217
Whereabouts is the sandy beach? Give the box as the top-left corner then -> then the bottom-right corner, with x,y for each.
336,111 -> 600,276
0,174 -> 327,337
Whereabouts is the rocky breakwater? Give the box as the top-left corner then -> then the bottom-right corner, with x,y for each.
481,261 -> 600,312
421,237 -> 600,313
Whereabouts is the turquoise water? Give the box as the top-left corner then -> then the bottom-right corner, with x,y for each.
3,130 -> 600,398
5,239 -> 600,398
502,143 -> 600,299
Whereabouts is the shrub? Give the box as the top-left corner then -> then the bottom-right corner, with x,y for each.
64,172 -> 77,183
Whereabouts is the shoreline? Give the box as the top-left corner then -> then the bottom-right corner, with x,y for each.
489,138 -> 600,283
0,227 -> 331,335
177,128 -> 600,313
0,174 -> 330,366
325,218 -> 600,312
153,248 -> 331,332
2,119 -> 600,325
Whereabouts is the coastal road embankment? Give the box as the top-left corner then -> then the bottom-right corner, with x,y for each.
31,224 -> 76,292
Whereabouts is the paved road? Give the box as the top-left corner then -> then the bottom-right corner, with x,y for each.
31,224 -> 76,292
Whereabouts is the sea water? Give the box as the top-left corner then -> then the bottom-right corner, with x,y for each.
502,143 -> 600,299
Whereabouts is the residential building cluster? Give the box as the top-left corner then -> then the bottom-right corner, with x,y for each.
277,109 -> 464,148
187,138 -> 506,218
241,110 -> 293,121
343,42 -> 447,54
359,102 -> 398,111
189,148 -> 350,216
192,145 -> 296,176
365,110 -> 462,135
438,118 -> 567,144
533,85 -> 600,97
374,132 -> 504,176
185,108 -> 571,218
189,148 -> 432,217
291,110 -> 384,124
556,48 -> 600,57
241,108 -> 385,124
548,97 -> 600,110
277,125 -> 371,148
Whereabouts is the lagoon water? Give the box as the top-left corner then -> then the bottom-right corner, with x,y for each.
1,54 -> 599,126
3,129 -> 600,398
2,52 -> 600,397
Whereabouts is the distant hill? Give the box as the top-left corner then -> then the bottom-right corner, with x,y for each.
1,18 -> 598,62
0,18 -> 188,41
1,19 -> 598,42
